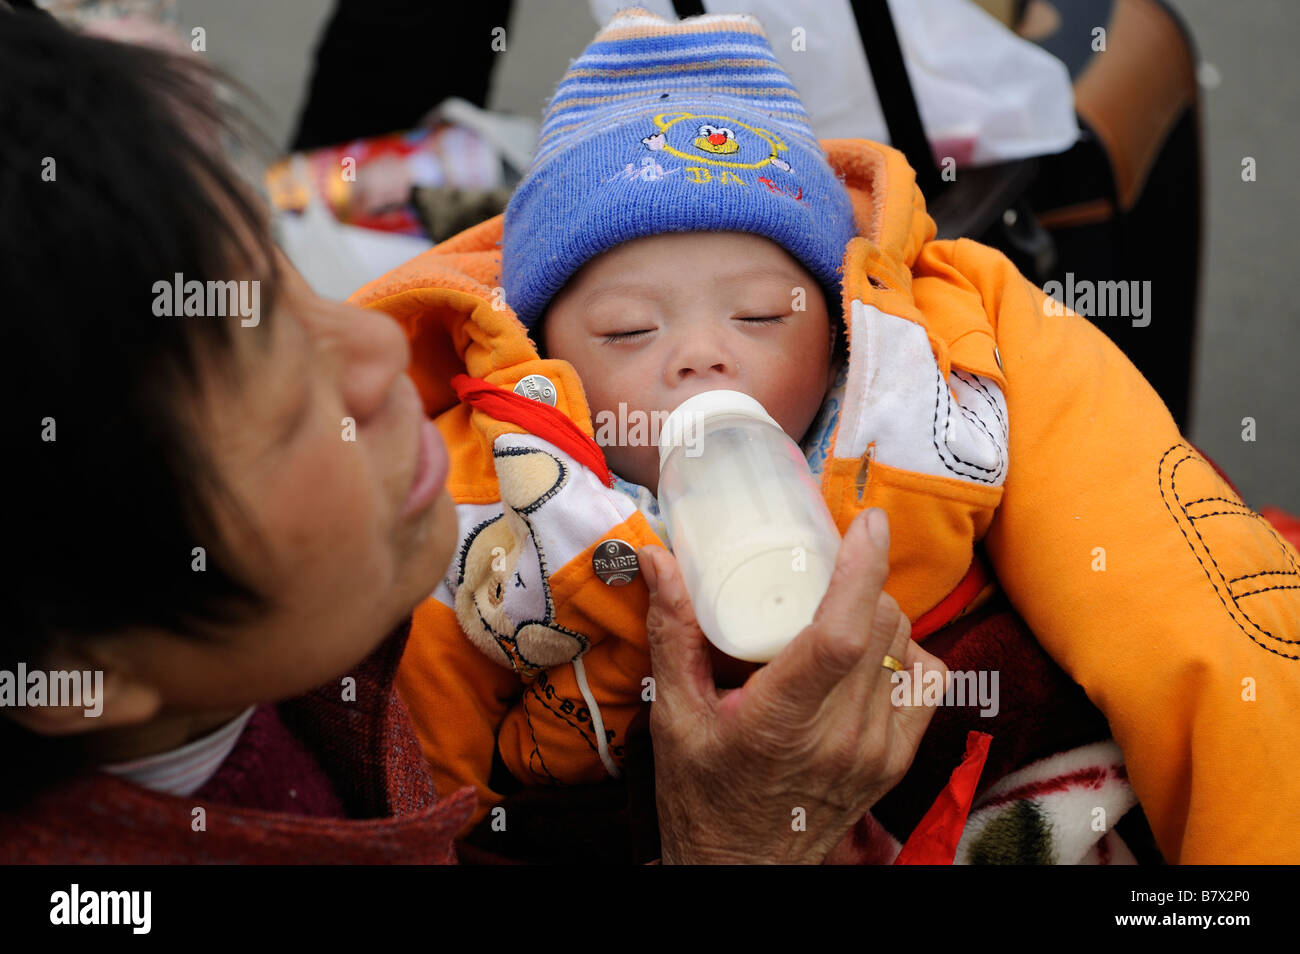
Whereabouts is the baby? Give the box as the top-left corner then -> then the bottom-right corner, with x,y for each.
369,6 -> 1300,864
537,228 -> 849,685
538,229 -> 839,498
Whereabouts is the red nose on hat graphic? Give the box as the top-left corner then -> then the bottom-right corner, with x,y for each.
693,123 -> 738,155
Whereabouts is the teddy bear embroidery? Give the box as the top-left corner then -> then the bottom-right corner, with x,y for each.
452,444 -> 590,676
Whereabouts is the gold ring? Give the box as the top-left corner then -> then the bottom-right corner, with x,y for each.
881,654 -> 904,673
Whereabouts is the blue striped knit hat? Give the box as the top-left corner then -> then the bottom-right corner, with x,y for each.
502,5 -> 858,332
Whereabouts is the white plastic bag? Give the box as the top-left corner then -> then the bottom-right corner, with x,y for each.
587,0 -> 1078,166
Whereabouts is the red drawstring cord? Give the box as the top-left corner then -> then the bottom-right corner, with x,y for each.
450,374 -> 614,487
912,556 -> 993,641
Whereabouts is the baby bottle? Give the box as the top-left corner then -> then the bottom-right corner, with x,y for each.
656,390 -> 843,662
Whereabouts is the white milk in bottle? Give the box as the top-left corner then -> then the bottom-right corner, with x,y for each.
656,390 -> 842,662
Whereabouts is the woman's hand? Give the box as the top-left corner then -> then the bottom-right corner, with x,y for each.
638,507 -> 945,864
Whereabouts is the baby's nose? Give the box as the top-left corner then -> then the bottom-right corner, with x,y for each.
676,357 -> 730,381
671,324 -> 738,383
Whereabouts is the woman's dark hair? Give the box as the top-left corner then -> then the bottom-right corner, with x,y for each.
3,8 -> 281,764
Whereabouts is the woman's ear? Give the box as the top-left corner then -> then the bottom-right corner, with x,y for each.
2,643 -> 163,737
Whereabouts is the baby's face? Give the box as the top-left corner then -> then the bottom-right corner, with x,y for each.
540,231 -> 837,493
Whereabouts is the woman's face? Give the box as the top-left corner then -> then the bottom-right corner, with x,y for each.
101,264 -> 458,712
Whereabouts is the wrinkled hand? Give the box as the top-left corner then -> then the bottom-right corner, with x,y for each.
638,508 -> 946,864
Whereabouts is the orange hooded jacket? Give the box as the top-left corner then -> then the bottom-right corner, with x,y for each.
352,139 -> 1300,864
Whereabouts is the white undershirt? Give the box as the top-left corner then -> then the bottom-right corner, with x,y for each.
99,706 -> 257,797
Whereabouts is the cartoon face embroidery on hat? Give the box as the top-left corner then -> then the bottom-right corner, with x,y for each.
640,111 -> 793,173
694,123 -> 738,155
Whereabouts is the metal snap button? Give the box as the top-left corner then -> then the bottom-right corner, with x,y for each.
514,374 -> 557,406
592,539 -> 639,586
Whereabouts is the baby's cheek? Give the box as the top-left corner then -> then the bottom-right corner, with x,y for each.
772,366 -> 832,443
603,441 -> 658,487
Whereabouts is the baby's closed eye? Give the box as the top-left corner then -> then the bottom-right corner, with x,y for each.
599,315 -> 786,344
601,328 -> 653,343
